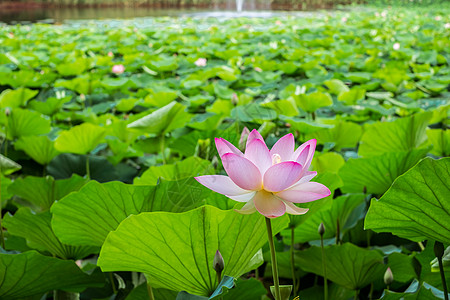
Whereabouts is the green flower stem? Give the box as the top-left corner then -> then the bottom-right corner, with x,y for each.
335,218 -> 340,245
435,242 -> 449,300
354,289 -> 359,300
0,215 -> 4,249
290,227 -> 297,294
266,217 -> 281,300
320,234 -> 328,300
109,272 -> 117,294
0,173 -> 4,249
147,282 -> 155,300
160,134 -> 166,165
85,155 -> 90,180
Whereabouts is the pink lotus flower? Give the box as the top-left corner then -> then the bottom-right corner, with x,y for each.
393,42 -> 400,50
107,51 -> 114,57
195,130 -> 331,218
112,64 -> 125,74
194,58 -> 207,67
445,23 -> 450,29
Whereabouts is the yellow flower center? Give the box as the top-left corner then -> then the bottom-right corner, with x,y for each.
272,153 -> 281,165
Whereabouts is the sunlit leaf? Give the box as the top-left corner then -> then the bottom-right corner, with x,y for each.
52,178 -> 210,246
365,157 -> 450,243
295,243 -> 385,290
55,123 -> 106,155
98,206 -> 289,296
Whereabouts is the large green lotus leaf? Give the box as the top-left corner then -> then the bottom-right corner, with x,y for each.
3,208 -> 97,260
387,252 -> 417,283
0,154 -> 21,175
299,283 -> 353,300
55,123 -> 106,155
365,157 -> 450,243
1,177 -> 13,206
51,178 -> 209,247
312,152 -> 345,174
98,206 -> 288,296
126,284 -> 178,300
8,175 -> 87,212
28,96 -> 72,116
47,153 -> 118,182
230,103 -> 277,123
6,108 -> 51,139
127,101 -> 191,135
176,276 -> 235,300
0,250 -> 103,299
280,117 -> 333,135
305,120 -> 362,151
295,243 -> 385,290
339,148 -> 430,195
324,79 -> 349,95
134,157 -> 213,185
261,98 -> 299,117
56,57 -> 92,76
359,112 -> 432,157
427,129 -> 449,157
0,88 -> 38,108
293,91 -> 333,113
14,135 -> 60,165
282,194 -> 365,243
380,280 -> 447,300
337,88 -> 366,105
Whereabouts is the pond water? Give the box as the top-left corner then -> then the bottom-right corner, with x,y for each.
0,2 -> 336,24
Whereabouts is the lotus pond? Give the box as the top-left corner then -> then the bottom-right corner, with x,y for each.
0,6 -> 449,300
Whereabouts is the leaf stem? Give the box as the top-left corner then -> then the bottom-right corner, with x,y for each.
85,155 -> 90,180
321,234 -> 328,300
290,227 -> 297,294
147,282 -> 155,300
109,272 -> 117,294
435,242 -> 449,300
336,218 -> 340,245
354,289 -> 359,300
266,217 -> 281,300
160,134 -> 166,164
0,173 -> 4,249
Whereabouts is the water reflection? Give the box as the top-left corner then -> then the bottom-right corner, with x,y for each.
0,2 -> 334,24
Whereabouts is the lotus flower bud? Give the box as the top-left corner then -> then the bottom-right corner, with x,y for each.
434,241 -> 444,259
384,267 -> 393,286
231,93 -> 238,106
213,250 -> 224,274
318,222 -> 325,237
239,127 -> 250,151
5,108 -> 11,117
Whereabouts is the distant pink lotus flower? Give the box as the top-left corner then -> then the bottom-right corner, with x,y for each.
275,20 -> 282,25
195,58 -> 207,67
107,51 -> 114,57
112,64 -> 125,74
445,23 -> 450,29
435,16 -> 442,21
254,67 -> 263,72
393,42 -> 400,50
195,130 -> 331,218
341,17 -> 347,23
381,11 -> 387,17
